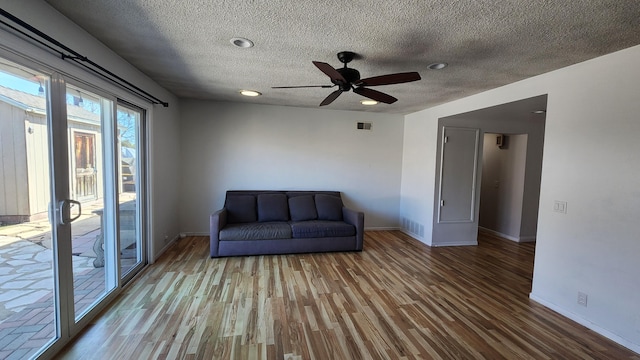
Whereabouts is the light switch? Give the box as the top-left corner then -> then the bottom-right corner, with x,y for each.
554,200 -> 567,214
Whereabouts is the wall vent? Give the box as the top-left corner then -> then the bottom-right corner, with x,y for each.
402,217 -> 424,237
357,122 -> 372,130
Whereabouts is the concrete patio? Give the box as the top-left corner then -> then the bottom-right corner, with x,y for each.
0,197 -> 138,359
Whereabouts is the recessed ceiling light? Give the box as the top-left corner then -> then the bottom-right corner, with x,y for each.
239,90 -> 261,97
427,62 -> 448,70
230,37 -> 254,48
360,100 -> 378,105
532,110 -> 546,114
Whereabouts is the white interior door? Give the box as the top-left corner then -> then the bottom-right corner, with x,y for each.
432,126 -> 481,246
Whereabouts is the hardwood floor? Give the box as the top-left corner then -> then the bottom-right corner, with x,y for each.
57,231 -> 639,359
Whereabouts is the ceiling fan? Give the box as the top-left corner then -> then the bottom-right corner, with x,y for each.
272,51 -> 421,106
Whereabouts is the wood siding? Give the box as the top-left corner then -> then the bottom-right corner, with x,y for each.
25,112 -> 50,217
0,101 -> 49,221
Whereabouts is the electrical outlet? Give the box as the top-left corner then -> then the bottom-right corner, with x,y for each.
577,292 -> 588,307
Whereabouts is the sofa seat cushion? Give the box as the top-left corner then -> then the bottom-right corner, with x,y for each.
220,222 -> 292,241
290,221 -> 355,238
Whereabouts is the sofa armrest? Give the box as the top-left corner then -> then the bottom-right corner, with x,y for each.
343,207 -> 364,251
210,208 -> 227,257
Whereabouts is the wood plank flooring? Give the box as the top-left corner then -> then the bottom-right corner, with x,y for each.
57,231 -> 640,359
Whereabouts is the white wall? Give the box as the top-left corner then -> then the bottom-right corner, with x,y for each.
399,112 -> 439,244
0,0 -> 182,260
400,45 -> 640,352
178,100 -> 404,233
532,46 -> 640,352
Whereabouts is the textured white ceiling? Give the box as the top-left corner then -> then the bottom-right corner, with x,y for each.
44,0 -> 640,114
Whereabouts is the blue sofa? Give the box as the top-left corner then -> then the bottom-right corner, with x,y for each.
210,191 -> 364,257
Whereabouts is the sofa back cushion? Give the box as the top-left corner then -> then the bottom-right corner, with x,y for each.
226,195 -> 257,223
288,195 -> 318,221
257,193 -> 289,222
315,194 -> 343,221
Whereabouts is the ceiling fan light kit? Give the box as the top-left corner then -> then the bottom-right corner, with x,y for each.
273,51 -> 421,107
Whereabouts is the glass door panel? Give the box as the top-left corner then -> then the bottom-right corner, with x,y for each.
0,60 -> 58,358
0,55 -> 148,358
65,85 -> 116,321
116,104 -> 144,278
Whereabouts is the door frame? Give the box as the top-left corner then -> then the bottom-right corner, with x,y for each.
116,100 -> 148,283
49,73 -> 123,353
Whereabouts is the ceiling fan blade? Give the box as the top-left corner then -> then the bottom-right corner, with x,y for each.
356,72 -> 421,86
320,89 -> 343,106
353,87 -> 398,104
272,85 -> 334,89
313,61 -> 346,83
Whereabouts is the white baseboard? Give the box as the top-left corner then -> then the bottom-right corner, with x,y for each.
518,235 -> 536,243
180,232 -> 209,237
479,227 -> 536,243
365,226 -> 400,231
152,234 -> 180,263
529,293 -> 640,355
398,229 -> 432,245
432,240 -> 478,247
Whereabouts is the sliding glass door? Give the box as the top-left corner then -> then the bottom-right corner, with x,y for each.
116,102 -> 145,281
0,58 -> 58,359
64,83 -> 118,321
0,56 -> 147,358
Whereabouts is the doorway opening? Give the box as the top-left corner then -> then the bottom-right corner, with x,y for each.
478,133 -> 538,243
432,95 -> 547,246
